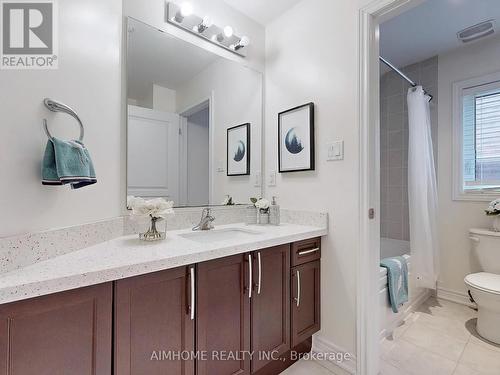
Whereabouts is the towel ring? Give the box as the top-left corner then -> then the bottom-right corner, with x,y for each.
43,98 -> 84,141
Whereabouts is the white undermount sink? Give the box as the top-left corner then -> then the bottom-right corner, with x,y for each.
179,227 -> 262,243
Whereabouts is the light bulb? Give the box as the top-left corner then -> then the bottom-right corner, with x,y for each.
239,36 -> 250,47
224,26 -> 233,38
180,2 -> 193,17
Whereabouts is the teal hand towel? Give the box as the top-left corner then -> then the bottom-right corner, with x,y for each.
380,256 -> 409,313
42,137 -> 97,189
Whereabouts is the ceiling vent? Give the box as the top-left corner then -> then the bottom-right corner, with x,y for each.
457,20 -> 496,43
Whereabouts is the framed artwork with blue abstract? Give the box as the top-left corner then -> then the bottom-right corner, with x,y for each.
278,102 -> 315,173
227,123 -> 250,176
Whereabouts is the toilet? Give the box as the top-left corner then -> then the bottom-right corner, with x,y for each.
465,228 -> 500,344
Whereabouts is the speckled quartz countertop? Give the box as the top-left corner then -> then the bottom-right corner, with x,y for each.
0,222 -> 327,305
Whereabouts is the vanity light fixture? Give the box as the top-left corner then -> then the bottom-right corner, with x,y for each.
213,26 -> 233,43
173,2 -> 193,22
193,16 -> 213,33
230,36 -> 250,51
223,25 -> 233,38
165,1 -> 249,57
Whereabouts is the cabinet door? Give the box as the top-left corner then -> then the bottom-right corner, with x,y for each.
0,283 -> 112,375
114,266 -> 194,375
197,254 -> 251,375
251,245 -> 290,373
291,260 -> 320,347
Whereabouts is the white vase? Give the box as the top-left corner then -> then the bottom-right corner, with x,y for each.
494,216 -> 500,232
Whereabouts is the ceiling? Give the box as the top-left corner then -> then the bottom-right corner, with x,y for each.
380,0 -> 500,69
127,19 -> 219,101
222,0 -> 303,26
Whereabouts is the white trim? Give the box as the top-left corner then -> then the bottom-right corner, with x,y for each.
436,286 -> 476,307
312,334 -> 357,374
452,70 -> 500,202
358,1 -> 425,375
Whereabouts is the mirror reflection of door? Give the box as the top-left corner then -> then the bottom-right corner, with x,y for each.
179,101 -> 210,206
127,106 -> 180,203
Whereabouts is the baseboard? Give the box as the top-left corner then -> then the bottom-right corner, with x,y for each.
436,287 -> 475,307
311,334 -> 357,374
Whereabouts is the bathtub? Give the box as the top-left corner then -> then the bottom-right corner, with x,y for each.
379,238 -> 430,338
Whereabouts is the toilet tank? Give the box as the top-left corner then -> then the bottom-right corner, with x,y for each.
470,229 -> 500,274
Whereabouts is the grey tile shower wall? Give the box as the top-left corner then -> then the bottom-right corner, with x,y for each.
380,56 -> 438,241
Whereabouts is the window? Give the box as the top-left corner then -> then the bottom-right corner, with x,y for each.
453,72 -> 500,200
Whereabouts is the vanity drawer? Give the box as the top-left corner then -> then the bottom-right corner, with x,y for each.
291,237 -> 321,266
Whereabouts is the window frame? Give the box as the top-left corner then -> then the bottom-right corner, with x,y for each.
452,71 -> 500,201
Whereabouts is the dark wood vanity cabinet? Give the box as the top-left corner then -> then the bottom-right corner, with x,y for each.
0,283 -> 112,375
251,244 -> 291,373
196,254 -> 251,375
114,266 -> 195,375
291,260 -> 321,347
0,238 -> 321,375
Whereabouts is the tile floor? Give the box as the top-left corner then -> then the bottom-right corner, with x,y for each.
280,297 -> 500,375
280,359 -> 337,374
382,297 -> 500,375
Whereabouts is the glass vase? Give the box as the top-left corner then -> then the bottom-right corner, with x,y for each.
257,211 -> 270,225
246,206 -> 257,225
139,216 -> 166,241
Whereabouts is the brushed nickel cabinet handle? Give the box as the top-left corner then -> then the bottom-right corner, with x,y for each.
190,266 -> 195,320
248,254 -> 253,299
298,247 -> 320,256
257,252 -> 262,295
294,270 -> 301,307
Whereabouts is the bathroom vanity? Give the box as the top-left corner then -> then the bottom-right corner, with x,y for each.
0,223 -> 324,375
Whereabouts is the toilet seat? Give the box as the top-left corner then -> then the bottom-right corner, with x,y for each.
465,272 -> 500,295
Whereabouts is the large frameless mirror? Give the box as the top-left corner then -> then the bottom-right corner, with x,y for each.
126,18 -> 263,208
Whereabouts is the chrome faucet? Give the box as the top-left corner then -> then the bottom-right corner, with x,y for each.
193,208 -> 215,231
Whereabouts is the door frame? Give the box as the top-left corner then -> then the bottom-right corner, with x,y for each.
178,93 -> 215,206
357,1 -> 424,374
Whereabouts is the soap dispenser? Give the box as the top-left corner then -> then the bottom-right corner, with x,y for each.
269,196 -> 280,225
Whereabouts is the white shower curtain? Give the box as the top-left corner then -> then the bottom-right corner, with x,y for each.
407,86 -> 439,290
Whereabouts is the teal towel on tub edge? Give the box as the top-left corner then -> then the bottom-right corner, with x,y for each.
380,256 -> 409,313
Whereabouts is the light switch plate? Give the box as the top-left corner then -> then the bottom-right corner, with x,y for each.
327,141 -> 344,161
254,171 -> 261,187
268,170 -> 276,187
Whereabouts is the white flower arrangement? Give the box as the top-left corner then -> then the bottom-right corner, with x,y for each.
485,198 -> 500,216
128,197 -> 175,219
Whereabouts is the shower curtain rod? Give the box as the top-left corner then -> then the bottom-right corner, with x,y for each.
379,56 -> 433,101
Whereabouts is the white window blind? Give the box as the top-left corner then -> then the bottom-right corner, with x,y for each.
462,82 -> 500,191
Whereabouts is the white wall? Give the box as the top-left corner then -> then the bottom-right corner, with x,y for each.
153,84 -> 177,113
437,36 -> 500,297
176,58 -> 262,204
0,0 -> 123,237
265,0 -> 372,360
